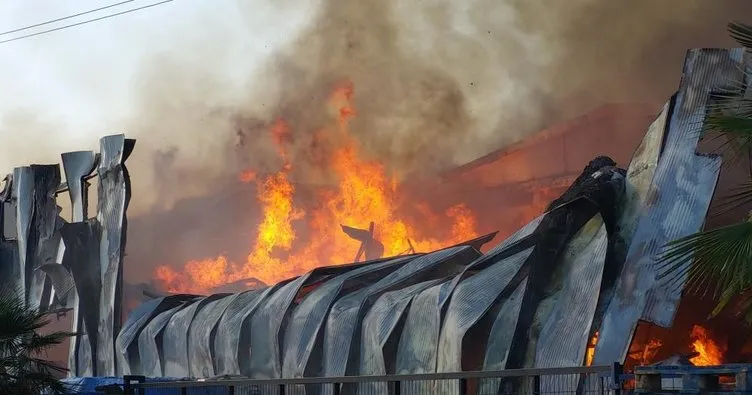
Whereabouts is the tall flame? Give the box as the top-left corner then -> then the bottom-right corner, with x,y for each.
689,325 -> 724,366
155,82 -> 479,293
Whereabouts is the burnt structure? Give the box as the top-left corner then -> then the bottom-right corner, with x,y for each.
114,47 -> 749,394
0,135 -> 134,377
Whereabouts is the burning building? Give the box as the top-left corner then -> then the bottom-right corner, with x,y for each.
109,46 -> 749,393
0,46 -> 749,392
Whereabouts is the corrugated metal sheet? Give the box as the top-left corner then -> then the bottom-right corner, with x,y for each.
534,216 -> 609,392
116,295 -> 195,375
282,257 -> 411,379
594,49 -> 738,366
12,166 -> 33,301
478,279 -> 527,395
138,303 -> 188,377
60,150 -> 98,377
358,279 -> 444,395
115,297 -> 163,375
60,220 -> 102,377
213,287 -> 270,376
321,246 -> 479,382
248,275 -> 315,379
395,281 -> 453,376
437,246 -> 534,374
161,295 -> 226,377
188,294 -> 237,378
95,135 -> 135,375
27,165 -> 60,312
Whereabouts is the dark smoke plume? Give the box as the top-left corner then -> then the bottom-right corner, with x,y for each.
34,0 -> 752,282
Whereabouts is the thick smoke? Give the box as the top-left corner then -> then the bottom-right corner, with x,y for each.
120,0 -> 750,215
4,0 -> 749,283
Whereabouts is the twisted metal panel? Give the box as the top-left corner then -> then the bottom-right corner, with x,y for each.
357,279 -> 444,395
117,295 -> 195,375
437,246 -> 534,374
282,257 -> 411,380
138,303 -> 190,377
26,165 -> 61,311
322,246 -> 480,382
594,49 -> 735,366
60,220 -> 102,376
214,287 -> 272,376
534,216 -> 609,393
188,294 -> 238,378
60,150 -> 98,377
162,294 -> 227,377
12,166 -> 33,299
95,135 -> 135,375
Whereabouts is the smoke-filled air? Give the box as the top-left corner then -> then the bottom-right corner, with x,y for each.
1,0 -> 750,293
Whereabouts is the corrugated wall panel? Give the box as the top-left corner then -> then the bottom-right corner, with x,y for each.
282,257 -> 411,379
594,48 -> 739,366
188,294 -> 237,378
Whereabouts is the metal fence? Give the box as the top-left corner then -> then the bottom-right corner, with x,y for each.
108,365 -> 622,395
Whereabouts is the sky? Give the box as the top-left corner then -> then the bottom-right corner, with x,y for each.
0,0 -> 313,172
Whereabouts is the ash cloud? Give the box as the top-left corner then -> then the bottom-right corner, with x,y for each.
124,0 -> 750,213
11,0 -> 746,283
237,0 -> 750,177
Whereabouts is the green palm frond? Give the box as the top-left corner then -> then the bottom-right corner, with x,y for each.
703,103 -> 752,165
729,21 -> 752,48
0,290 -> 73,394
712,181 -> 752,216
657,220 -> 752,318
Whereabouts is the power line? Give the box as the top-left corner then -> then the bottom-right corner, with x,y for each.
0,0 -> 139,36
0,0 -> 174,45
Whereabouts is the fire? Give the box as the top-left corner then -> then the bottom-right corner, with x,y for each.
155,82 -> 479,293
638,339 -> 663,366
585,331 -> 599,366
239,170 -> 256,183
689,325 -> 724,366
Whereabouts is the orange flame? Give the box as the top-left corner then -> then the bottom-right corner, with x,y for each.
689,325 -> 724,366
585,331 -> 599,366
639,339 -> 663,366
155,82 -> 479,293
239,170 -> 257,183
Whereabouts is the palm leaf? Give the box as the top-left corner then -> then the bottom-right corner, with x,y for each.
703,106 -> 752,166
0,290 -> 72,394
711,180 -> 752,216
728,21 -> 752,48
657,220 -> 752,318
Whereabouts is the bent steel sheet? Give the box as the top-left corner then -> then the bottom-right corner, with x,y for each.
437,246 -> 533,374
27,165 -> 61,312
38,263 -> 75,309
478,279 -> 527,395
248,269 -> 344,379
534,216 -> 609,393
358,279 -> 444,395
138,303 -> 189,377
162,295 -> 226,377
188,294 -> 238,378
61,220 -> 102,377
282,257 -> 411,379
594,49 -> 735,366
116,295 -> 194,375
322,247 -> 480,383
395,280 -> 454,375
60,151 -> 97,222
60,150 -> 98,376
96,135 -> 135,375
214,288 -> 270,376
12,166 -> 33,299
116,297 -> 164,375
